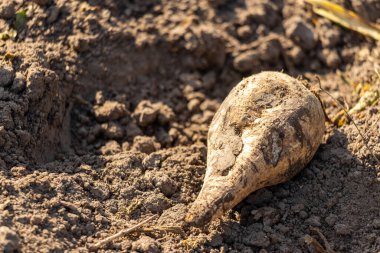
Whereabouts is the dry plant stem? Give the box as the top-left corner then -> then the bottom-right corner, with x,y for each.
375,68 -> 380,79
305,0 -> 380,40
316,77 -> 380,164
310,227 -> 336,253
88,215 -> 157,251
304,235 -> 327,253
137,226 -> 183,235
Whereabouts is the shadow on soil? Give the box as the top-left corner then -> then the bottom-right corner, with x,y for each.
215,129 -> 380,252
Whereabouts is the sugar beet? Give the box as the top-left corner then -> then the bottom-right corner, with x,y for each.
186,72 -> 325,226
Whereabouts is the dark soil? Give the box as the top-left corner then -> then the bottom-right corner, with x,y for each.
0,0 -> 379,252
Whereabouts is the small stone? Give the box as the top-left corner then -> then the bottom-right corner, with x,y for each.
132,236 -> 160,253
299,211 -> 308,219
85,223 -> 96,235
284,16 -> 318,50
133,100 -> 158,127
0,65 -> 14,87
11,72 -> 26,93
15,130 -> 31,146
179,73 -> 202,89
208,0 -> 228,7
142,153 -> 162,169
237,25 -> 252,39
334,224 -> 351,235
90,184 -> 110,201
30,214 -> 45,225
0,158 -> 6,169
155,127 -> 173,146
285,45 -> 304,65
306,216 -> 321,227
95,90 -> 105,105
0,226 -> 20,252
291,204 -> 305,213
261,207 -> 280,226
26,68 -> 46,101
248,1 -> 279,27
156,103 -> 175,125
156,204 -> 187,227
373,219 -> 380,229
251,206 -> 280,226
275,224 -> 290,234
202,71 -> 216,90
209,234 -> 223,247
258,39 -> 281,63
184,90 -> 205,101
277,202 -> 286,211
242,247 -> 254,253
191,111 -> 214,124
101,122 -> 124,139
100,140 -> 121,155
275,188 -> 290,198
0,126 -> 6,146
125,121 -> 143,139
132,136 -> 161,154
256,24 -> 268,36
70,35 -> 90,51
168,127 -> 180,140
87,124 -> 101,142
32,0 -> 51,5
243,231 -> 270,248
153,173 -> 176,197
318,21 -> 341,48
187,99 -> 201,112
0,106 -> 14,129
325,214 -> 338,226
77,127 -> 88,138
143,193 -> 171,214
0,2 -> 15,19
122,141 -> 131,151
46,5 -> 60,24
94,101 -> 128,122
310,59 -> 321,71
95,214 -> 104,223
246,188 -> 273,205
10,166 -> 27,177
233,50 -> 260,72
319,49 -> 341,68
200,99 -> 220,112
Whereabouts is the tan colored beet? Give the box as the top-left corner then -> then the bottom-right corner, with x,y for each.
186,71 -> 325,226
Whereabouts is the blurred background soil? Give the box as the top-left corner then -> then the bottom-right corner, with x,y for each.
0,0 -> 379,252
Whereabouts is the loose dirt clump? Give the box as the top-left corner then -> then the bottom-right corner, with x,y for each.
0,0 -> 379,252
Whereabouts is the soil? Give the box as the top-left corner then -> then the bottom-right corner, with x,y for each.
0,0 -> 379,252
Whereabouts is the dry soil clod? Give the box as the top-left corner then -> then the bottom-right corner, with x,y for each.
186,71 -> 326,227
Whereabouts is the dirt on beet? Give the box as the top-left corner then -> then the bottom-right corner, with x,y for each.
0,0 -> 379,252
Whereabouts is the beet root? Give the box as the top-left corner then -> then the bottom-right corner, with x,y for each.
185,71 -> 325,226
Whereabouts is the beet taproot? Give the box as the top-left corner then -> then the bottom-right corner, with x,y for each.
186,71 -> 325,226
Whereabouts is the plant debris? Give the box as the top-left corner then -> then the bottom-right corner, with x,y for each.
14,9 -> 28,32
306,0 -> 380,40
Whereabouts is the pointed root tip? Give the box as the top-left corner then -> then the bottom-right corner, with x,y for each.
185,184 -> 238,227
185,204 -> 214,228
